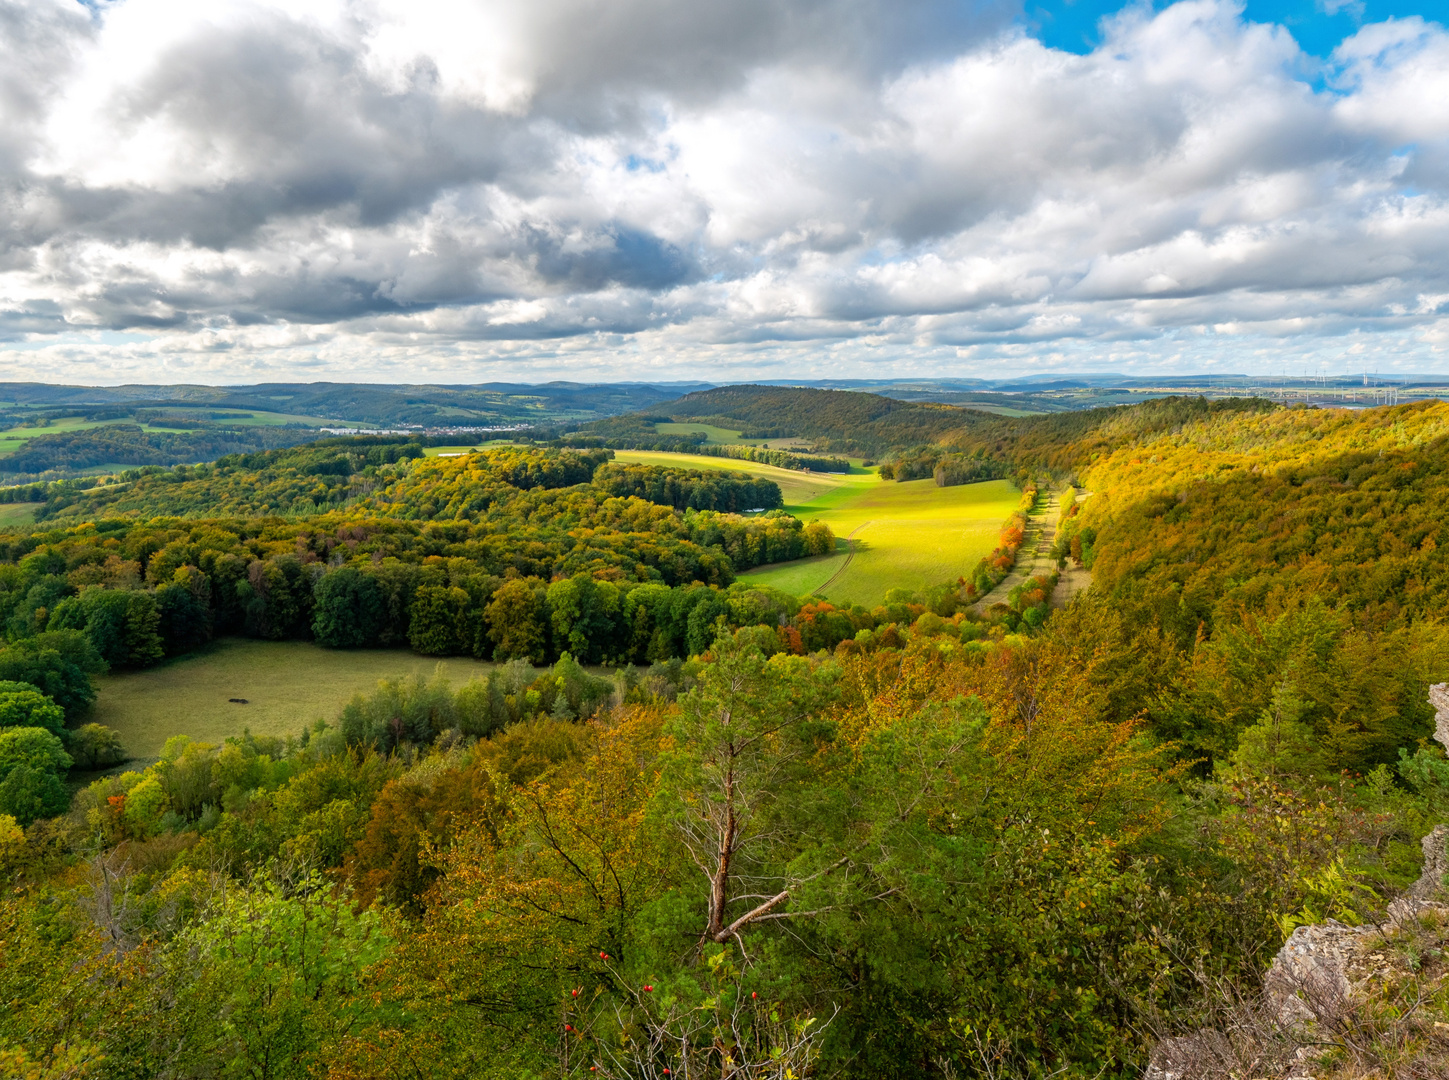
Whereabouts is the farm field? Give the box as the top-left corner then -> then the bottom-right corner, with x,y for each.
741,477 -> 1018,605
0,415 -> 219,458
612,452 -> 1016,605
159,408 -> 338,427
422,440 -> 517,457
652,422 -> 812,449
959,404 -> 1039,417
653,422 -> 751,445
90,639 -> 498,761
0,416 -> 117,458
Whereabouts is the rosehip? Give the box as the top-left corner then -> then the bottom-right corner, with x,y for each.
571,989 -> 579,997
751,992 -> 758,1000
565,1025 -> 573,1032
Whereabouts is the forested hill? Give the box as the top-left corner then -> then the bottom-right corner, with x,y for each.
21,442 -> 783,524
0,444 -> 843,671
992,396 -> 1449,770
940,394 -> 1276,474
580,384 -> 981,454
0,380 -> 695,429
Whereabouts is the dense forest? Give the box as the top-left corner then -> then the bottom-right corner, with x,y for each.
3,391 -> 1449,1078
0,447 -> 864,682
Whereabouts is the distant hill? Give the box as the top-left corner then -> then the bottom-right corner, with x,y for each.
613,384 -> 983,454
0,381 -> 703,429
0,381 -> 709,480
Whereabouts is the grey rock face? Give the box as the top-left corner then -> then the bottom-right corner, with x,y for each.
1144,686 -> 1449,1077
1263,919 -> 1362,1028
1404,824 -> 1449,903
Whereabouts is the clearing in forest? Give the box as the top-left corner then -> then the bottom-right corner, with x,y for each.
0,503 -> 40,527
91,640 -> 498,761
651,422 -> 814,449
611,451 -> 1017,605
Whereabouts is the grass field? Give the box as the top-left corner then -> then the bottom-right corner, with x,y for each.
740,477 -> 1018,605
0,503 -> 40,527
0,410 -> 347,464
613,451 -> 1016,605
961,405 -> 1040,417
422,440 -> 519,457
0,416 -> 113,458
0,415 -> 235,460
653,422 -> 750,445
91,640 -> 499,761
160,408 -> 339,427
651,422 -> 812,449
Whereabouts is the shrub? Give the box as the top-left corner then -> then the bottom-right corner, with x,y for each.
67,723 -> 127,770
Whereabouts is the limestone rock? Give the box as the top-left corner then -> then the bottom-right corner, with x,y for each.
1263,919 -> 1363,1027
1403,823 -> 1449,902
1432,683 -> 1449,751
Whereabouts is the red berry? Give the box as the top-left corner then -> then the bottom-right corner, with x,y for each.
572,989 -> 579,997
751,992 -> 758,1000
600,951 -> 608,960
565,1025 -> 573,1032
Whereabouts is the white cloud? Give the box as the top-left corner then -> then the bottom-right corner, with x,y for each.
0,0 -> 1447,382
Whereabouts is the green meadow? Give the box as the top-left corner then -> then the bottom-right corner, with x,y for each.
0,417 -> 121,459
0,503 -> 40,527
611,450 -> 1016,605
652,421 -> 812,449
421,440 -> 517,457
91,640 -> 498,760
742,476 -> 1018,605
653,421 -> 750,445
0,415 -> 225,460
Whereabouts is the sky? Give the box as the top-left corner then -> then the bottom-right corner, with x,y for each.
1,0 -> 1448,385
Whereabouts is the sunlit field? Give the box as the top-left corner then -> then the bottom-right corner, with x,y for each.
741,476 -> 1017,605
610,452 -> 1015,605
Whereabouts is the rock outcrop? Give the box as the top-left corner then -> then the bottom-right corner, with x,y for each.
1401,823 -> 1449,904
1146,686 -> 1449,1079
1434,682 -> 1449,756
